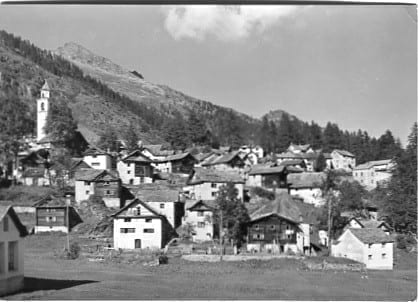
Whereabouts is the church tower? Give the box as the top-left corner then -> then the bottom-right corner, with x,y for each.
37,80 -> 50,142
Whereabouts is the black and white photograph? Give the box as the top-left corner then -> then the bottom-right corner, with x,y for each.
0,2 -> 416,300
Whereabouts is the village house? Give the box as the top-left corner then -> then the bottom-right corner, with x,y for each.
21,167 -> 49,186
75,169 -> 122,208
287,143 -> 314,154
238,145 -> 264,160
353,159 -> 394,190
82,147 -> 113,171
136,183 -> 184,229
33,195 -> 82,234
201,151 -> 245,174
182,199 -> 216,242
68,158 -> 91,179
140,144 -> 174,161
183,167 -> 245,201
287,172 -> 326,207
332,228 -> 394,270
331,150 -> 356,171
117,150 -> 154,185
344,217 -> 391,235
246,163 -> 302,189
153,152 -> 196,175
246,192 -> 317,255
0,206 -> 28,296
111,198 -> 173,250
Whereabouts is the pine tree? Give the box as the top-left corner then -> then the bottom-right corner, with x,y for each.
97,127 -> 120,152
123,124 -> 140,153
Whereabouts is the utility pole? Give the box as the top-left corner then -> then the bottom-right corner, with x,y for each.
66,195 -> 71,251
220,209 -> 223,261
327,192 -> 333,255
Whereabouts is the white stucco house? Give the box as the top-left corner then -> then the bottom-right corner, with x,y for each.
117,150 -> 154,185
353,159 -> 394,190
332,228 -> 394,270
182,200 -> 216,242
111,199 -> 173,250
183,167 -> 245,201
83,147 -> 113,171
0,206 -> 28,296
287,172 -> 326,207
331,150 -> 356,171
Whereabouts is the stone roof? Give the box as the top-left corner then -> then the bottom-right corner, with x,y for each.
287,172 -> 326,189
276,152 -> 303,159
156,152 -> 194,163
142,145 -> 174,157
0,205 -> 28,237
288,143 -> 311,152
186,199 -> 217,211
248,192 -> 318,225
83,146 -> 109,156
354,159 -> 393,171
75,169 -> 119,181
112,198 -> 161,218
136,184 -> 181,203
349,228 -> 394,244
333,149 -> 355,158
248,164 -> 285,176
201,151 -> 242,166
122,150 -> 152,163
188,167 -> 244,185
22,167 -> 46,178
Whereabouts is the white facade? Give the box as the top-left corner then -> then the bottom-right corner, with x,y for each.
183,209 -> 214,242
83,154 -> 112,170
183,182 -> 244,201
289,188 -> 324,207
332,229 -> 393,270
36,85 -> 49,142
353,161 -> 393,190
34,225 -> 68,234
75,180 -> 95,203
246,175 -> 262,187
0,213 -> 25,296
331,151 -> 356,171
319,230 -> 328,246
146,201 -> 175,229
117,161 -> 153,185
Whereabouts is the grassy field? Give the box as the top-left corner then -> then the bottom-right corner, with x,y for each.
4,234 -> 417,300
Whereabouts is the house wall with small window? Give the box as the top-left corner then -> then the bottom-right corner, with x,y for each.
117,161 -> 153,185
353,167 -> 392,190
289,187 -> 324,207
146,201 -> 176,228
0,214 -> 25,296
183,209 -> 214,242
34,207 -> 68,233
331,152 -> 356,171
113,217 -> 163,249
75,180 -> 95,203
94,180 -> 121,208
184,182 -> 244,201
331,229 -> 393,270
83,154 -> 112,170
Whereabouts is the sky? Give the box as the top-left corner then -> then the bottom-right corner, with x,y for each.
0,4 -> 416,145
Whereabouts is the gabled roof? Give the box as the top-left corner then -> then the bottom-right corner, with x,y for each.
187,167 -> 244,185
287,172 -> 326,189
354,159 -> 393,171
186,199 -> 217,211
249,192 -> 318,225
75,169 -> 119,182
333,149 -> 355,158
348,228 -> 394,244
248,164 -> 285,176
348,217 -> 390,230
136,185 -> 181,203
201,151 -> 242,166
156,152 -> 195,163
83,146 -> 110,156
276,152 -> 303,159
33,195 -> 70,207
22,167 -> 46,178
41,80 -> 50,91
70,159 -> 92,171
0,205 -> 28,237
193,152 -> 214,162
111,198 -> 161,218
122,150 -> 152,163
288,143 -> 311,152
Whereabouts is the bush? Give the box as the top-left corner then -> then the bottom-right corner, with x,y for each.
251,187 -> 275,200
397,234 -> 416,250
68,242 -> 81,259
158,255 -> 168,264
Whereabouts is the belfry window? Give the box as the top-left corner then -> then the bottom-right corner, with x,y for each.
41,102 -> 45,111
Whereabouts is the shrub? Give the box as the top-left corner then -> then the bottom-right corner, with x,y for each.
68,242 -> 81,259
251,187 -> 275,200
158,255 -> 168,264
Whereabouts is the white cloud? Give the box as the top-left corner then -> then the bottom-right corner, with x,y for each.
162,5 -> 299,41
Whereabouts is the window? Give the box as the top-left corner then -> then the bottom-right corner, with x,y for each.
129,179 -> 134,185
382,243 -> 386,248
382,253 -> 386,259
198,222 -> 205,228
127,163 -> 131,168
104,181 -> 110,186
368,255 -> 372,260
84,181 -> 90,186
211,192 -> 217,197
120,228 -> 135,233
211,183 -> 217,188
8,241 -> 18,271
368,243 -> 372,248
127,170 -> 131,174
145,218 -> 152,223
252,233 -> 264,240
254,224 -> 259,230
197,212 -> 204,217
105,190 -> 112,195
160,203 -> 165,209
91,162 -> 100,166
3,217 -> 8,232
86,190 -> 90,195
124,218 -> 131,222
143,228 -> 154,233
40,102 -> 45,111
